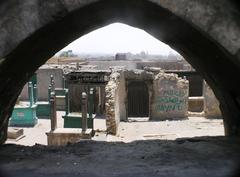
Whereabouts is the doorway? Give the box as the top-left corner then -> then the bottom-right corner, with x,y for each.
127,81 -> 149,117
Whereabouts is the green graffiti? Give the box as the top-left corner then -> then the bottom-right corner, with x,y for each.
156,96 -> 185,104
157,104 -> 183,112
163,90 -> 185,97
155,89 -> 187,112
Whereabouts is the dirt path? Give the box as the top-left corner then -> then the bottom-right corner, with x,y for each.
6,115 -> 224,146
108,117 -> 224,142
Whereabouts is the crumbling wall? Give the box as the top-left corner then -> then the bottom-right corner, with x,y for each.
203,81 -> 222,118
150,72 -> 189,120
105,70 -> 126,134
124,69 -> 154,81
116,74 -> 127,122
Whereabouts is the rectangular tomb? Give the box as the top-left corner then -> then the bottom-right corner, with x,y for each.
46,128 -> 93,146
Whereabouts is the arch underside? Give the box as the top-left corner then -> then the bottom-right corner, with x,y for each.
0,0 -> 240,143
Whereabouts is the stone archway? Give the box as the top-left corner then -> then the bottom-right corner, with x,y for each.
0,0 -> 240,143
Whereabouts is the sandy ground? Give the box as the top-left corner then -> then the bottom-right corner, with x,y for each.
2,114 -> 239,177
6,112 -> 224,146
108,117 -> 224,142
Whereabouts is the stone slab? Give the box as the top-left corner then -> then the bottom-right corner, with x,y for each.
7,128 -> 24,139
46,128 -> 92,146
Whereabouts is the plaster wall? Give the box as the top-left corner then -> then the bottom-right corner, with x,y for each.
115,74 -> 127,122
20,68 -> 63,101
151,72 -> 189,120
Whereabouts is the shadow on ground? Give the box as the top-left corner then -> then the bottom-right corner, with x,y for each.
0,136 -> 240,177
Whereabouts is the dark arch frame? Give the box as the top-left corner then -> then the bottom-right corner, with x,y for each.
0,0 -> 240,143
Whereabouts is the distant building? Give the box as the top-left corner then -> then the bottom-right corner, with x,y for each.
59,50 -> 77,57
115,53 -> 127,60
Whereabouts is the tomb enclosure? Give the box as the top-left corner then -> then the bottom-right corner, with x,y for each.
105,68 -> 189,134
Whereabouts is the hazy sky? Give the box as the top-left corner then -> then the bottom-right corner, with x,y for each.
59,23 -> 178,55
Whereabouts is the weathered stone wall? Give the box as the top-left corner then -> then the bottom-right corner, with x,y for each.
203,81 -> 222,118
150,72 -> 189,120
124,70 -> 154,81
105,70 -> 125,134
116,73 -> 127,122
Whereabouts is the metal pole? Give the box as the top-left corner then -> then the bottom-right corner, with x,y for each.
50,75 -> 55,92
50,75 -> 54,85
33,84 -> 38,103
89,88 -> 94,119
82,92 -> 88,132
51,79 -> 55,92
100,86 -> 106,115
65,89 -> 69,116
50,92 -> 57,131
97,87 -> 101,115
62,76 -> 66,89
28,82 -> 34,107
48,85 -> 51,103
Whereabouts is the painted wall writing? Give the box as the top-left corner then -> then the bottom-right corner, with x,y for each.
150,72 -> 189,120
155,90 -> 187,112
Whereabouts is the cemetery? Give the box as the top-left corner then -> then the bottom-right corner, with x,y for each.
5,64 -> 222,146
0,1 -> 239,176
